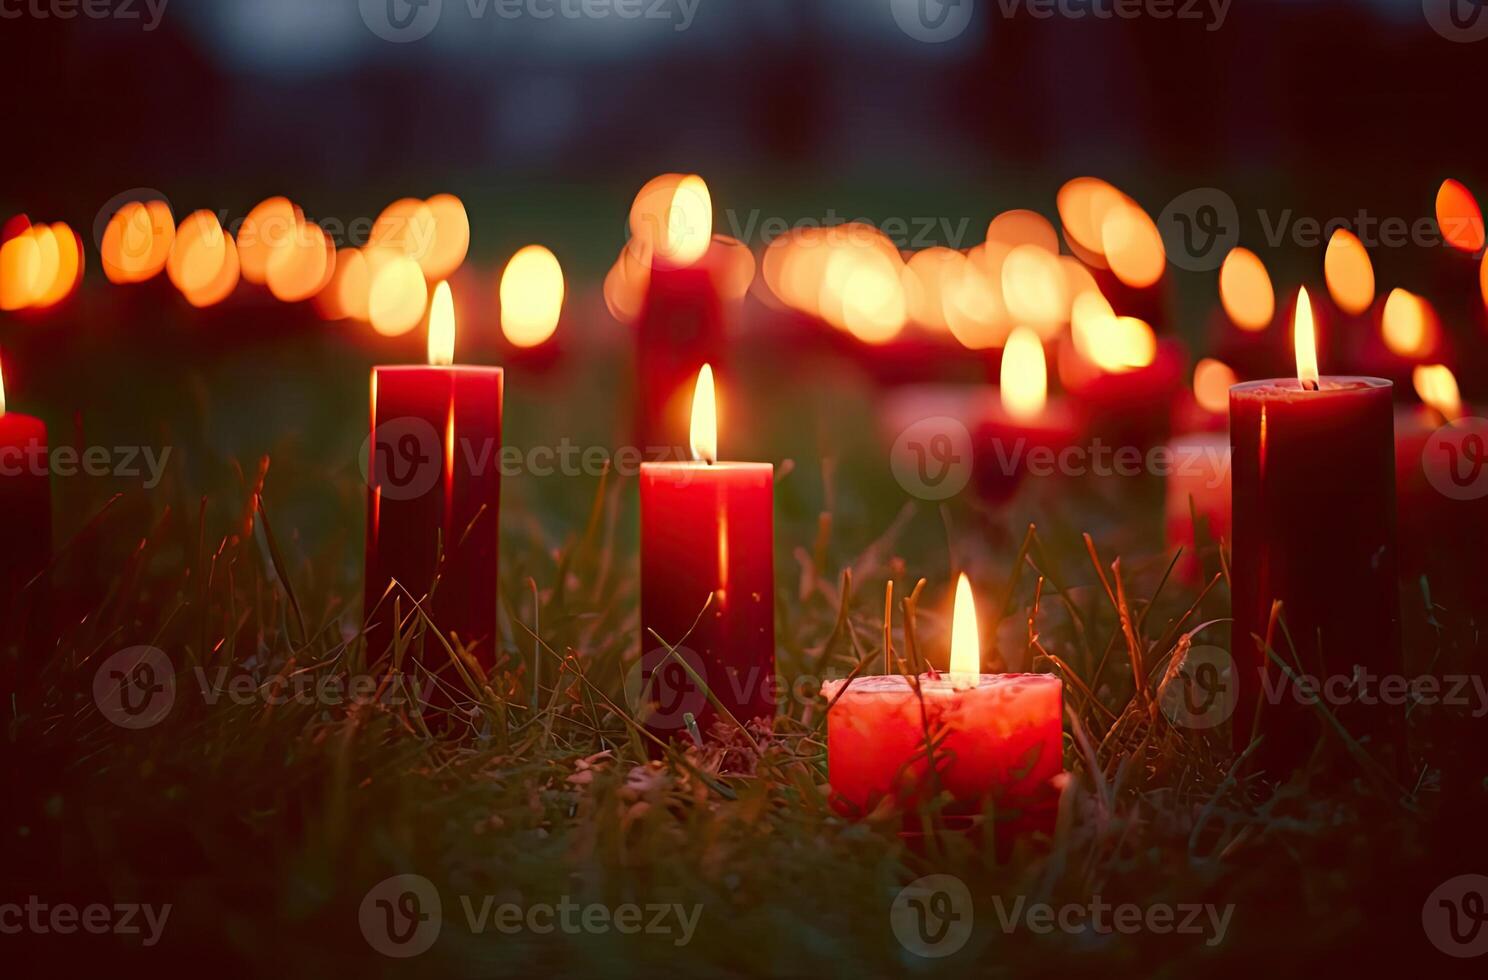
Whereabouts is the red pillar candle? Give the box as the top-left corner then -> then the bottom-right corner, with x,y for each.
974,327 -> 1080,501
1062,295 -> 1185,449
1229,288 -> 1400,771
639,365 -> 774,743
822,575 -> 1064,830
633,176 -> 725,456
365,282 -> 503,687
0,356 -> 50,622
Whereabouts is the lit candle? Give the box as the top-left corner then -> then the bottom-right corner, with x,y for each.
0,355 -> 51,624
364,282 -> 503,714
1166,360 -> 1236,582
1207,246 -> 1286,380
973,326 -> 1079,501
1061,290 -> 1185,448
633,175 -> 726,456
822,575 -> 1063,833
498,244 -> 565,370
638,365 -> 774,743
1229,287 -> 1400,770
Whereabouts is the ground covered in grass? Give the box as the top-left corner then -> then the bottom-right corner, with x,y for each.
4,298 -> 1486,978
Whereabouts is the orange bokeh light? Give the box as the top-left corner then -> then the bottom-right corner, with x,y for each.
1101,200 -> 1166,288
500,244 -> 565,348
1435,179 -> 1485,255
368,255 -> 429,336
1218,247 -> 1274,331
101,199 -> 174,284
1381,288 -> 1438,359
1323,229 -> 1374,315
1192,357 -> 1237,415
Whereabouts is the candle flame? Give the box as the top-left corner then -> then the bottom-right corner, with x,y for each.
500,244 -> 565,348
1001,244 -> 1068,338
1000,326 -> 1047,421
1193,358 -> 1237,415
690,363 -> 717,464
1413,364 -> 1464,422
1100,199 -> 1165,288
1436,179 -> 1485,255
1381,288 -> 1436,358
1323,229 -> 1375,315
0,355 -> 7,417
949,573 -> 981,687
1294,286 -> 1319,388
659,175 -> 712,268
1218,247 -> 1274,331
428,281 -> 455,367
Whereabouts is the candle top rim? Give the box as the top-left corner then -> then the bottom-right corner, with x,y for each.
640,460 -> 773,472
372,364 -> 505,375
821,673 -> 1060,694
1230,376 -> 1390,400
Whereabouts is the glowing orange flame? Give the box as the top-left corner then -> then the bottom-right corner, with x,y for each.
1381,288 -> 1437,358
266,219 -> 334,303
1324,229 -> 1374,315
500,244 -> 564,348
1101,200 -> 1166,288
1193,358 -> 1237,415
690,363 -> 717,464
1294,286 -> 1319,388
1413,364 -> 1464,421
422,193 -> 470,281
658,175 -> 712,268
943,250 -> 1010,350
0,230 -> 40,311
427,281 -> 455,367
903,247 -> 964,330
949,573 -> 981,688
1057,177 -> 1126,265
1001,244 -> 1069,338
0,355 -> 7,416
1436,179 -> 1485,255
1001,326 -> 1047,421
167,211 -> 230,295
1218,247 -> 1274,331
101,199 -> 173,284
986,209 -> 1058,253
368,255 -> 428,337
238,197 -> 300,285
32,223 -> 82,309
1072,290 -> 1155,372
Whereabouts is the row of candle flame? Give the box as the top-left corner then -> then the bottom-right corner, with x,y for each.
1,174 -> 1485,422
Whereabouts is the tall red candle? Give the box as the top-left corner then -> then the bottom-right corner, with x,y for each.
638,365 -> 774,743
633,175 -> 725,456
365,283 -> 503,707
1229,288 -> 1400,771
0,357 -> 50,626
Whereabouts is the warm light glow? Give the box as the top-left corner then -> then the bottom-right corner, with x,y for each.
943,251 -> 1010,350
167,211 -> 230,295
836,250 -> 907,344
903,247 -> 964,331
368,255 -> 428,337
1436,179 -> 1485,254
689,363 -> 717,464
32,223 -> 81,309
1101,200 -> 1166,288
500,244 -> 565,348
1324,229 -> 1375,315
658,175 -> 712,268
100,199 -> 173,284
0,231 -> 40,311
422,193 -> 470,281
1193,358 -> 1237,415
0,357 -> 7,416
1294,287 -> 1319,387
1218,247 -> 1274,331
1381,288 -> 1437,358
986,209 -> 1059,253
238,197 -> 300,285
1057,177 -> 1126,265
1071,290 -> 1156,372
1413,364 -> 1464,421
1001,244 -> 1069,338
370,197 -> 438,266
1001,326 -> 1048,421
427,281 -> 455,366
266,219 -> 334,303
949,573 -> 981,687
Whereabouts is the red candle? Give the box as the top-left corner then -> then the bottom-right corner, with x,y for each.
633,176 -> 725,456
974,327 -> 1080,501
822,575 -> 1063,832
1163,432 -> 1231,583
638,365 -> 774,744
1229,288 -> 1400,771
365,282 -> 503,703
0,356 -> 51,624
1062,295 -> 1185,448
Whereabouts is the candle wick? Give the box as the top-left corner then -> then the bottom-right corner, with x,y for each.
1301,378 -> 1319,392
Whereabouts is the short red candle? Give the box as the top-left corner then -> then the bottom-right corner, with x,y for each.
0,359 -> 51,617
1163,432 -> 1231,583
638,365 -> 774,743
365,283 -> 503,686
1062,335 -> 1186,449
1229,291 -> 1400,768
822,576 -> 1063,829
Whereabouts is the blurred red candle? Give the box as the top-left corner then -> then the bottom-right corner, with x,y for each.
1062,291 -> 1184,447
822,575 -> 1064,828
639,365 -> 774,743
974,327 -> 1079,500
365,282 -> 504,688
1229,288 -> 1400,770
634,175 -> 725,455
0,356 -> 50,615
